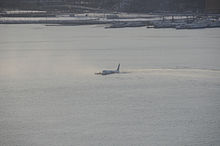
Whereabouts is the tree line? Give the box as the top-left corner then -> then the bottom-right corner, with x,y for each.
0,0 -> 206,13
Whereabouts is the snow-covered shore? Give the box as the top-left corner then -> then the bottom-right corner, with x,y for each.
1,13 -> 220,29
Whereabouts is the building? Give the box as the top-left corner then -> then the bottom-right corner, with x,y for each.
206,0 -> 220,13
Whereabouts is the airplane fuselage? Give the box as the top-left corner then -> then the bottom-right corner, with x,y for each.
101,70 -> 119,75
95,64 -> 120,75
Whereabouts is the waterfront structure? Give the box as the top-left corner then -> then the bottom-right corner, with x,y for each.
205,0 -> 220,13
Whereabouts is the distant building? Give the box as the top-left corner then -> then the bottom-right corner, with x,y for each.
206,0 -> 220,13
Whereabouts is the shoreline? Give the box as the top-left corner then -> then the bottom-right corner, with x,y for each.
1,13 -> 220,29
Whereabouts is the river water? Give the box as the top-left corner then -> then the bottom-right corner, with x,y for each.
0,24 -> 220,146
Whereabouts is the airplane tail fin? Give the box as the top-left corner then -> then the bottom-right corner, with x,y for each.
117,64 -> 120,72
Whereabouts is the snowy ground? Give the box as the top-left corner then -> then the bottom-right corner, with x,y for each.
0,25 -> 220,146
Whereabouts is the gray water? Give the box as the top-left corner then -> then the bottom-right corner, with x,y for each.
0,25 -> 220,146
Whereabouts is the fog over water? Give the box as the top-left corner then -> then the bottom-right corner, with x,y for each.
0,25 -> 220,146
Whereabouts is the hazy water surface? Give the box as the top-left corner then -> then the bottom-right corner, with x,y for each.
0,25 -> 220,146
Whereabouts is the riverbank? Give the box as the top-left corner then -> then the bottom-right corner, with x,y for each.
1,12 -> 220,29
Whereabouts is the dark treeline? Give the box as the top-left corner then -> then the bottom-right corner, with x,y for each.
100,0 -> 206,12
0,0 -> 206,13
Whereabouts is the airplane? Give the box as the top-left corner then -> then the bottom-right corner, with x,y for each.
95,64 -> 120,75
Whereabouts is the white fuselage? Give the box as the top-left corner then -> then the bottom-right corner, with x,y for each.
97,64 -> 120,75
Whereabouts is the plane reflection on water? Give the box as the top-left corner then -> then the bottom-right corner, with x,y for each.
95,64 -> 120,75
